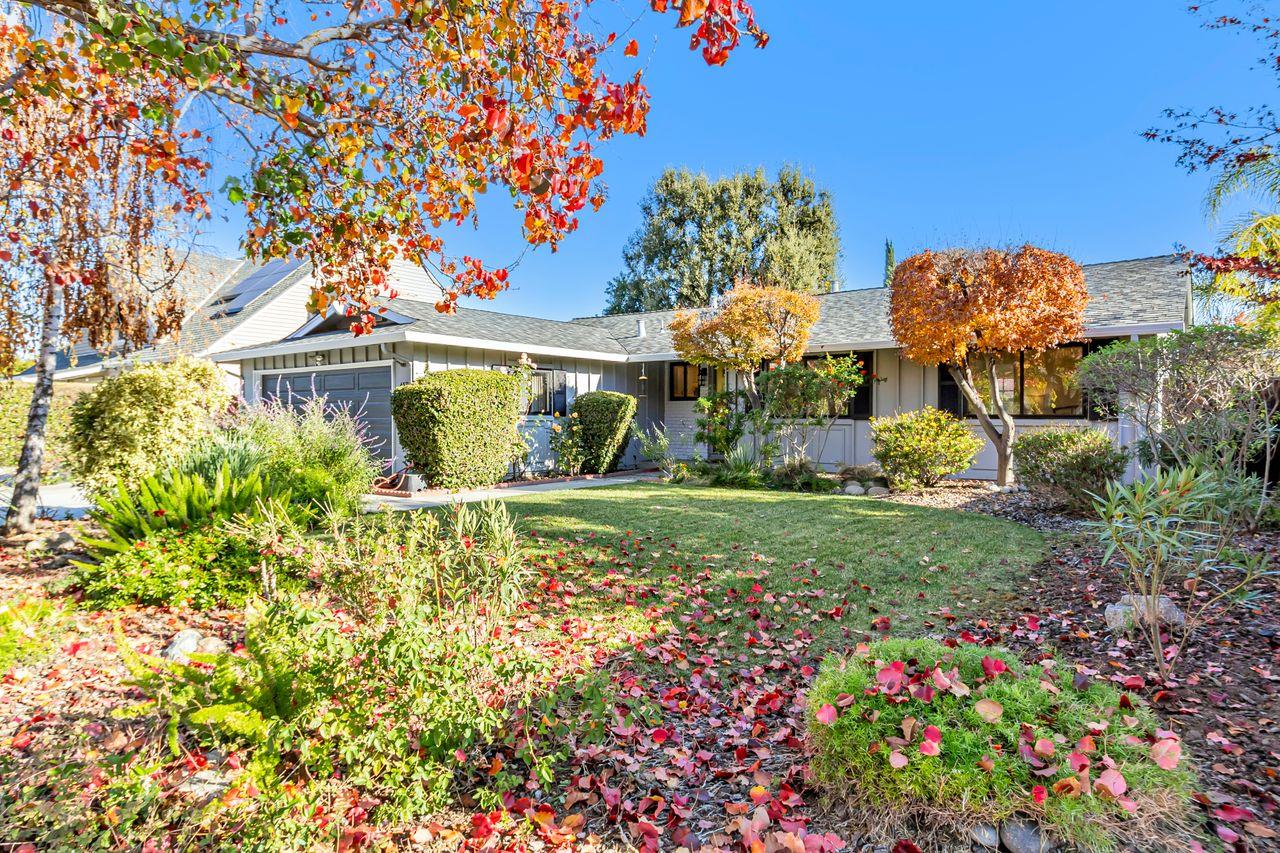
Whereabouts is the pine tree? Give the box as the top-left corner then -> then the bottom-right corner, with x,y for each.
883,239 -> 896,287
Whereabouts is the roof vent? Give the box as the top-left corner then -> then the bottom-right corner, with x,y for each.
636,318 -> 647,338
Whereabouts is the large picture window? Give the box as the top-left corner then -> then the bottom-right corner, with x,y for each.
937,339 -> 1124,420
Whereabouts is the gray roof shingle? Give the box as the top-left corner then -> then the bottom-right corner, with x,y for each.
378,298 -> 629,355
572,255 -> 1191,356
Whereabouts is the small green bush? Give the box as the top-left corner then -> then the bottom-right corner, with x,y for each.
770,459 -> 835,493
392,369 -> 523,490
0,597 -> 64,672
71,528 -> 284,610
570,391 -> 637,474
694,390 -> 750,457
1012,429 -> 1128,513
68,358 -> 232,496
809,638 -> 1194,850
871,407 -> 982,489
85,464 -> 271,557
229,397 -> 378,517
0,381 -> 83,475
709,444 -> 767,489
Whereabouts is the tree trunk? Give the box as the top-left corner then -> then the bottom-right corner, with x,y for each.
948,360 -> 1017,487
4,284 -> 62,535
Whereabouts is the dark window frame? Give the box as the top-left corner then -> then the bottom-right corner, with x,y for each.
669,361 -> 701,401
803,350 -> 876,420
936,339 -> 1123,421
496,365 -> 567,416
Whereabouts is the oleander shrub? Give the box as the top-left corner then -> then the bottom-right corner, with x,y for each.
1013,429 -> 1128,513
871,407 -> 982,489
392,369 -> 523,490
228,397 -> 378,517
71,527 -> 289,610
570,391 -> 637,474
809,638 -> 1195,850
67,358 -> 232,496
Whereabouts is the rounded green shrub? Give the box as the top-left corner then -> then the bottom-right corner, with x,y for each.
809,638 -> 1194,850
1012,428 -> 1129,513
71,527 -> 290,610
391,369 -> 523,490
871,406 -> 982,489
0,380 -> 83,475
569,390 -> 637,474
67,357 -> 232,496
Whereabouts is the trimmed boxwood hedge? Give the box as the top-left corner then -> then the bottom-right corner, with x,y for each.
391,369 -> 523,490
571,391 -> 638,474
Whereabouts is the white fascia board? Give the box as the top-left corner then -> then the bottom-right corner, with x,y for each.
1082,322 -> 1184,337
211,328 -> 411,362
402,331 -> 630,363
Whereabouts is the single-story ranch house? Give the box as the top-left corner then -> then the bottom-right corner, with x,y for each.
189,254 -> 1191,482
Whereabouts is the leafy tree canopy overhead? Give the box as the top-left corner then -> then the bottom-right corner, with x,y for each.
1,0 -> 765,328
604,165 -> 841,314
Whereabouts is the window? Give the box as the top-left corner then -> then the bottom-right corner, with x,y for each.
669,362 -> 701,401
803,351 -> 876,419
937,345 -> 1087,419
498,365 -> 566,415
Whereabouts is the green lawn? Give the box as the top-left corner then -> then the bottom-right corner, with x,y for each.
501,483 -> 1045,656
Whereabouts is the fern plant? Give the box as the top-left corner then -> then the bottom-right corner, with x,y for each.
85,463 -> 275,557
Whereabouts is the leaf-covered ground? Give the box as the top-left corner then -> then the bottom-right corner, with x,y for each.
1,484 -> 1275,850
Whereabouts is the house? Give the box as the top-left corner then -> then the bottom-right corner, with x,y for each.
31,254 -> 444,388
213,255 -> 1192,480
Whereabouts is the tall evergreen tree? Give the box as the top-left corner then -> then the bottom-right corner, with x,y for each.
883,239 -> 896,287
604,167 -> 840,313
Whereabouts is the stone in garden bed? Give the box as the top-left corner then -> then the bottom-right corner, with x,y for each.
1103,594 -> 1186,631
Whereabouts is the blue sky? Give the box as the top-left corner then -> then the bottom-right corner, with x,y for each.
200,1 -> 1273,320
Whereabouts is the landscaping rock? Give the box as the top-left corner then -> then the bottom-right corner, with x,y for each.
177,769 -> 230,801
969,822 -> 999,849
866,486 -> 890,497
982,482 -> 1002,492
1105,594 -> 1186,631
195,636 -> 229,656
843,482 -> 866,496
161,629 -> 204,663
999,820 -> 1050,853
25,531 -> 76,554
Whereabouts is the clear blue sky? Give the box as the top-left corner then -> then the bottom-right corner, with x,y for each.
200,1 -> 1272,319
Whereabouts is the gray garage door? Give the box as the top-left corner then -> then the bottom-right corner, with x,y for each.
260,367 -> 395,462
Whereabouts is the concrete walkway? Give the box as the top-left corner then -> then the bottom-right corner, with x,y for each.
364,473 -> 657,512
0,481 -> 92,520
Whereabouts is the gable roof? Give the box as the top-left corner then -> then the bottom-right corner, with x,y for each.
34,254 -> 308,377
571,255 -> 1192,357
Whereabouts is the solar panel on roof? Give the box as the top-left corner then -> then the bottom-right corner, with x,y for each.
210,258 -> 305,316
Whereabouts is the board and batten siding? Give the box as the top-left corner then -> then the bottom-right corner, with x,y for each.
239,341 -> 638,475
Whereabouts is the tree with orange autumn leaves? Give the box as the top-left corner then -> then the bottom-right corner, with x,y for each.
1,0 -> 765,330
669,281 -> 821,402
0,35 -> 208,532
889,246 -> 1088,486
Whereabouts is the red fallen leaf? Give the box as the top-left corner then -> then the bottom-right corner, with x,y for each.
1032,785 -> 1048,804
980,655 -> 1008,680
977,755 -> 996,772
1216,825 -> 1241,844
649,727 -> 672,744
919,739 -> 940,757
1149,738 -> 1181,770
1094,768 -> 1127,798
10,732 -> 33,750
624,39 -> 639,57
1213,804 -> 1255,822
876,662 -> 905,694
888,750 -> 908,769
1052,777 -> 1082,797
1033,738 -> 1055,758
891,841 -> 922,853
1067,751 -> 1090,772
815,704 -> 838,726
922,725 -> 942,743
